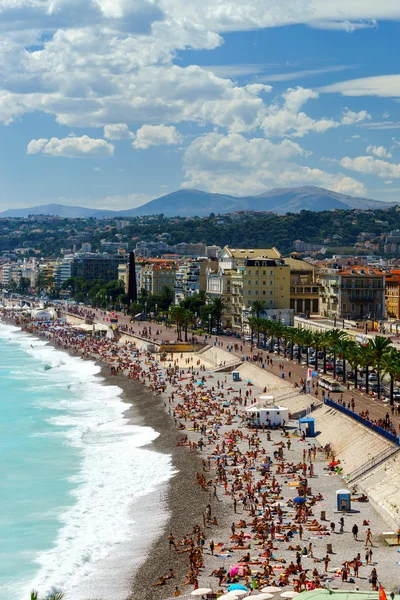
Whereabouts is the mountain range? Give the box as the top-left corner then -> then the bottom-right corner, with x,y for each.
0,187 -> 397,219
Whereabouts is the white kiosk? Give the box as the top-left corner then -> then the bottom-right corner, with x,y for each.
245,400 -> 289,428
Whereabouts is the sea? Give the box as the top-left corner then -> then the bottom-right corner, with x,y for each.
0,322 -> 174,600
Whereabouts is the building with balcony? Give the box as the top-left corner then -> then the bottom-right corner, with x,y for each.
206,247 -> 291,329
385,270 -> 400,320
174,259 -> 213,304
285,254 -> 320,315
319,266 -> 385,320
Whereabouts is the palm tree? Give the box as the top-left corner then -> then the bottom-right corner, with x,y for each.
368,336 -> 393,399
327,329 -> 348,379
335,338 -> 353,383
346,343 -> 361,390
210,297 -> 226,332
294,329 -> 306,364
251,300 -> 267,319
169,305 -> 186,341
182,309 -> 195,342
258,318 -> 271,349
311,331 -> 324,372
382,347 -> 400,406
274,322 -> 285,355
301,330 -> 314,367
358,344 -> 375,395
247,315 -> 260,345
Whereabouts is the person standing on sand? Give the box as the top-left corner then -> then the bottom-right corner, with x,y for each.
365,528 -> 373,546
168,533 -> 177,551
174,586 -> 181,596
352,524 -> 358,540
323,555 -> 330,572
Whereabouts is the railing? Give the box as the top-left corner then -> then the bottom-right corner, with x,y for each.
346,445 -> 400,482
324,398 -> 400,446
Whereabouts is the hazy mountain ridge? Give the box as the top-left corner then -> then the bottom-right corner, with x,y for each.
0,187 -> 397,219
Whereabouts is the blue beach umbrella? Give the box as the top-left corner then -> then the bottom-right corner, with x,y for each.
293,496 -> 307,503
228,584 -> 248,592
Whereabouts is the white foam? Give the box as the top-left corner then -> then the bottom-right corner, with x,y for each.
0,323 -> 175,600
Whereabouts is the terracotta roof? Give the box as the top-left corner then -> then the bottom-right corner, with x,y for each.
339,265 -> 385,276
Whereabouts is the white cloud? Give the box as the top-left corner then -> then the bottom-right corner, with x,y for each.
366,145 -> 392,159
259,65 -> 355,83
132,124 -> 183,150
321,74 -> 400,97
341,108 -> 371,125
311,19 -> 377,32
340,155 -> 400,179
261,87 -> 339,138
104,124 -> 135,140
93,167 -> 102,171
182,131 -> 366,197
27,135 -> 114,158
202,63 -> 276,78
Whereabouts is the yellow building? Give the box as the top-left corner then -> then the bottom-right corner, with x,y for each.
285,254 -> 320,315
207,247 -> 291,329
385,270 -> 400,320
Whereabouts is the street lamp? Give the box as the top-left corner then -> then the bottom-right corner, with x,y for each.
208,312 -> 211,334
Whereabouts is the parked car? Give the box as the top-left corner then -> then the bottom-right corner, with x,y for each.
368,372 -> 378,382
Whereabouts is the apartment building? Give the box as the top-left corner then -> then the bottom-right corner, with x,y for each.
285,254 -> 320,315
385,270 -> 400,319
174,259 -> 212,304
319,265 -> 385,320
206,247 -> 291,329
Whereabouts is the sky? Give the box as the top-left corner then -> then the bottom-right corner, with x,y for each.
1,1 -> 400,210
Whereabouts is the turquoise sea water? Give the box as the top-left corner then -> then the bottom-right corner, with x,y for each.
0,323 -> 173,600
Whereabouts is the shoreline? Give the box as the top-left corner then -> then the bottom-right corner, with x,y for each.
2,315 -> 398,597
0,317 -> 216,600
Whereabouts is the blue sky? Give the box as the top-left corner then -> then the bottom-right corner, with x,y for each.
1,0 -> 400,210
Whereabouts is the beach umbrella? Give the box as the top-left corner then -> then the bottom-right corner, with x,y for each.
228,585 -> 249,593
281,592 -> 299,598
229,592 -> 248,598
261,587 -> 281,593
191,589 -> 212,596
251,594 -> 274,599
293,496 -> 307,504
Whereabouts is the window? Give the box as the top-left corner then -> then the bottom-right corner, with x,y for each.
248,300 -> 251,305
255,280 -> 258,285
263,281 -> 266,285
263,290 -> 266,295
255,290 -> 258,295
270,271 -> 273,275
270,291 -> 273,295
270,281 -> 273,285
248,290 -> 251,295
270,300 -> 273,305
248,280 -> 251,284
263,270 -> 266,275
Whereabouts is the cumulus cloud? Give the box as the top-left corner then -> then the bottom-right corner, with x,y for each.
27,135 -> 115,158
341,108 -> 371,125
261,87 -> 338,138
132,124 -> 183,149
366,145 -> 392,159
182,131 -> 366,197
104,124 -> 135,140
340,155 -> 400,179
